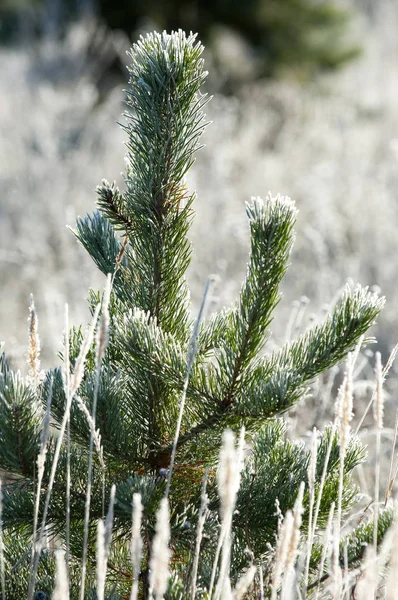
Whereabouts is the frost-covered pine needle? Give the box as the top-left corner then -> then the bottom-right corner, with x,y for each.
97,484 -> 116,600
149,498 -> 171,600
53,550 -> 69,600
130,493 -> 143,600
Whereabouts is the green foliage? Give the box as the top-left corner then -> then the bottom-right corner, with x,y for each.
0,29 -> 389,599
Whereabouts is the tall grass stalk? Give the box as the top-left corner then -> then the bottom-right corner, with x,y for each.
190,469 -> 209,600
27,302 -> 101,600
259,564 -> 264,600
211,428 -> 245,600
336,355 -> 354,540
373,351 -> 384,552
30,375 -> 53,567
280,482 -> 304,600
130,493 -> 143,600
303,427 -> 318,596
384,409 -> 398,505
53,550 -> 69,600
314,502 -> 334,600
149,498 -> 171,600
0,481 -> 5,600
96,484 -> 116,600
64,304 -> 71,579
80,275 -> 111,600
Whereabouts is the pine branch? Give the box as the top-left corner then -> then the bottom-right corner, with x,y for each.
119,31 -> 209,338
221,195 -> 297,406
235,284 -> 384,418
96,180 -> 133,232
74,210 -> 126,278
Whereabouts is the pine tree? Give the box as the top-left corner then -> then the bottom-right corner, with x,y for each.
0,30 -> 393,599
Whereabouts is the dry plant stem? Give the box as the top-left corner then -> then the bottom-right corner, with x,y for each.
373,352 -> 384,551
343,542 -> 349,600
165,276 -> 212,499
30,376 -> 53,569
332,521 -> 342,600
0,481 -> 5,600
96,484 -> 116,600
27,303 -> 101,600
336,355 -> 353,548
384,409 -> 398,505
259,564 -> 264,600
284,482 -> 304,572
64,305 -> 71,579
374,426 -> 381,550
271,511 -> 294,600
190,469 -> 209,600
311,420 -> 336,542
211,429 -> 245,600
314,502 -> 334,600
80,276 -> 111,600
74,395 -> 105,468
303,427 -> 318,597
130,493 -> 143,600
355,342 -> 398,435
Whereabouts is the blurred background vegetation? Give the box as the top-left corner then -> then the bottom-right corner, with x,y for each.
1,0 -> 360,85
1,0 -> 398,434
